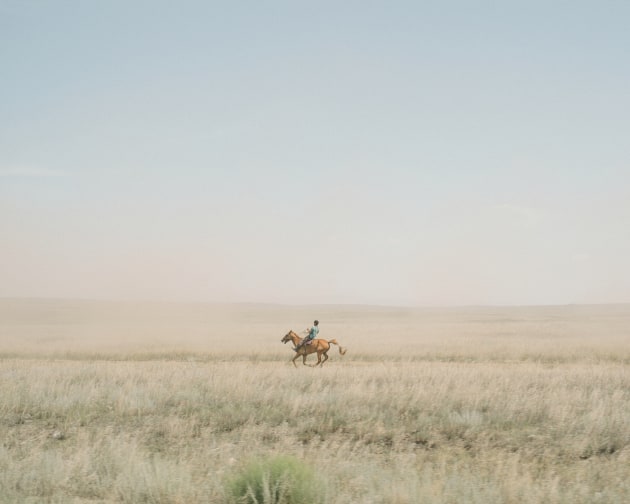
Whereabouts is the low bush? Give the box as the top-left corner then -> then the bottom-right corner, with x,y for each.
226,455 -> 323,504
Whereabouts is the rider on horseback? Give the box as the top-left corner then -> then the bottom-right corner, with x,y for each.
294,320 -> 319,352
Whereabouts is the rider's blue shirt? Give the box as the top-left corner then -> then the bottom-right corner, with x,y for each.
307,326 -> 319,340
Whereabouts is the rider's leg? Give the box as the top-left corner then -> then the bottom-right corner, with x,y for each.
295,336 -> 313,352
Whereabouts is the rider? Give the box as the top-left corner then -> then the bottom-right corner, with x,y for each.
294,320 -> 319,352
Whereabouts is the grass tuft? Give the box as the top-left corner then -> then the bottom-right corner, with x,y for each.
226,455 -> 323,504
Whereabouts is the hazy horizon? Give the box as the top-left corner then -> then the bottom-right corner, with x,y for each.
2,1 -> 629,306
2,296 -> 630,311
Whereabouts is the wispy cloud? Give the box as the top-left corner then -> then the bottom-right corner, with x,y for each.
0,166 -> 69,178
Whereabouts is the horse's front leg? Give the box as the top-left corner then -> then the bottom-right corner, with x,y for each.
291,353 -> 299,368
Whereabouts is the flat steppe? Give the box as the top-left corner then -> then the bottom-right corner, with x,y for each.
1,299 -> 629,503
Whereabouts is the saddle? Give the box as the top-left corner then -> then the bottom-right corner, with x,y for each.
298,339 -> 314,349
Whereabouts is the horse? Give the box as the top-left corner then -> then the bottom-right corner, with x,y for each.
281,330 -> 347,367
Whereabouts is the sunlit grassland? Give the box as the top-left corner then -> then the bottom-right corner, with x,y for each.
1,300 -> 629,502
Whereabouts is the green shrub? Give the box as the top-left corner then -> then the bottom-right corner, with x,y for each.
226,455 -> 324,504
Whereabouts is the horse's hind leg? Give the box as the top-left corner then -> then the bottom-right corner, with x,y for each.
320,352 -> 329,367
312,351 -> 323,367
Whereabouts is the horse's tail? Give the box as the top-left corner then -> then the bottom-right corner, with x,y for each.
328,339 -> 347,355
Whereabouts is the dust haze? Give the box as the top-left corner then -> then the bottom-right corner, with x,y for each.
2,298 -> 629,360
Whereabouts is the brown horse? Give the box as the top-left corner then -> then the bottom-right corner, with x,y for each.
281,330 -> 347,367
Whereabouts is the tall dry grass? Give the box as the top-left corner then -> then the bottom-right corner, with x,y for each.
1,359 -> 629,502
1,300 -> 629,502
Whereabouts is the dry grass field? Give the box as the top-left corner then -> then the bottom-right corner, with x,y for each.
1,299 -> 629,503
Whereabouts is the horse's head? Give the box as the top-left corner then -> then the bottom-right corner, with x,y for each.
281,331 -> 294,344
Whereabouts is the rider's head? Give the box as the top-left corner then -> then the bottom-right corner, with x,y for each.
314,320 -> 319,326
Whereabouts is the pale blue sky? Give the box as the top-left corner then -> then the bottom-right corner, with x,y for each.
1,1 -> 629,305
